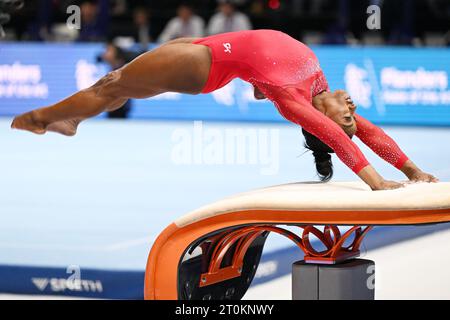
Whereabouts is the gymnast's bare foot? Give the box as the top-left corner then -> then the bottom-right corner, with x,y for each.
46,119 -> 80,136
11,110 -> 47,135
11,110 -> 80,136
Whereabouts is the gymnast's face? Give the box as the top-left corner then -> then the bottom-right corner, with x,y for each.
323,90 -> 357,137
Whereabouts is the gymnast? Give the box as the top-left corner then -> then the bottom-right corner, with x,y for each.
11,29 -> 437,190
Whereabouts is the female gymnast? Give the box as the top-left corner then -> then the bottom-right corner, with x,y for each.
11,30 -> 437,190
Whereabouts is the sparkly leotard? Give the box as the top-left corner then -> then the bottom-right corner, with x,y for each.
193,30 -> 408,173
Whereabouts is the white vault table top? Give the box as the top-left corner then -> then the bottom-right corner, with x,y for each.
175,181 -> 450,227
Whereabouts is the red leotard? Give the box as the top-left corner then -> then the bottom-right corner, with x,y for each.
193,30 -> 408,173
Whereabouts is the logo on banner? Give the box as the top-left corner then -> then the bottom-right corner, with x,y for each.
344,63 -> 372,109
31,277 -> 103,293
31,266 -> 103,293
32,278 -> 49,291
211,80 -> 266,113
0,62 -> 49,99
344,61 -> 450,115
75,60 -> 105,90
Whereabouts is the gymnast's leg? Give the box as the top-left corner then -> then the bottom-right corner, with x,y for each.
11,42 -> 211,136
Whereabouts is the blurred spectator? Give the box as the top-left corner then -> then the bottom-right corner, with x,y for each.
28,0 -> 66,41
385,0 -> 415,45
78,0 -> 110,42
3,0 -> 449,46
111,0 -> 128,17
98,43 -> 135,118
207,0 -> 252,35
322,0 -> 350,44
157,3 -> 205,43
291,0 -> 328,16
132,6 -> 152,48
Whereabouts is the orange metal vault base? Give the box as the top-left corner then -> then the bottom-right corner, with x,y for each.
144,182 -> 450,300
144,207 -> 450,300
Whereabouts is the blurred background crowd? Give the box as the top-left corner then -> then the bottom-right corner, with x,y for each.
2,0 -> 450,47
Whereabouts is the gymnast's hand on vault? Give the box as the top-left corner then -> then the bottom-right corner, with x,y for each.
407,171 -> 439,183
372,180 -> 404,191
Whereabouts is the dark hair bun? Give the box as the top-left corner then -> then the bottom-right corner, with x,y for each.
302,129 -> 334,182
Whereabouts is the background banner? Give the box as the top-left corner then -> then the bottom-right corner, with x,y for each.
1,43 -> 449,125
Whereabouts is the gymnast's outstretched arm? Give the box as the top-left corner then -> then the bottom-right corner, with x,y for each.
354,114 -> 438,183
271,93 -> 402,190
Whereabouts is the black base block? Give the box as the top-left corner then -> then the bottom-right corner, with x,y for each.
292,259 -> 375,300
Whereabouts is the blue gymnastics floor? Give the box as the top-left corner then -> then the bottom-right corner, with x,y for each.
1,118 -> 449,298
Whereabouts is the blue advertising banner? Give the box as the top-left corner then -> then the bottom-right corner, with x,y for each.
315,46 -> 450,126
0,43 -> 449,125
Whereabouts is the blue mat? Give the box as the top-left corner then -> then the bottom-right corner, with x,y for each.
1,119 -> 449,298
